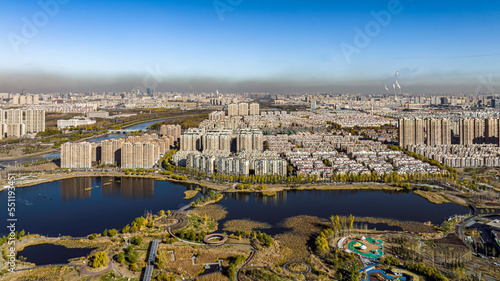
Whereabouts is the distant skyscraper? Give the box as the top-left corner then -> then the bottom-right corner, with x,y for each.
310,101 -> 317,110
492,99 -> 500,109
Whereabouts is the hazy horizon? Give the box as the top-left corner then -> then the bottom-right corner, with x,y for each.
1,0 -> 499,94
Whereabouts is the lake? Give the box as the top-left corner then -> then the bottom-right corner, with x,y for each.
17,244 -> 93,265
0,177 -> 470,237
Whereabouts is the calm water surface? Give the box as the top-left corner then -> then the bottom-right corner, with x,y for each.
0,178 -> 470,237
17,244 -> 93,265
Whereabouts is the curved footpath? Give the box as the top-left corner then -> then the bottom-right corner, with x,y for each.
164,195 -> 258,281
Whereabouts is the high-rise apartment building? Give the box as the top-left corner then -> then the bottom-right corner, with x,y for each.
61,142 -> 92,169
0,108 -> 45,139
441,118 -> 452,145
100,139 -> 124,165
415,118 -> 424,145
236,129 -> 263,152
25,109 -> 45,133
160,124 -> 181,142
485,118 -> 499,144
238,103 -> 249,116
180,128 -> 204,151
249,103 -> 260,115
228,104 -> 239,117
398,118 -> 415,147
400,117 -> 452,147
473,118 -> 485,144
460,119 -> 474,145
202,130 -> 232,152
426,118 -> 441,146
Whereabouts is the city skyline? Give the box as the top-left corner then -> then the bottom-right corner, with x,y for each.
1,0 -> 500,94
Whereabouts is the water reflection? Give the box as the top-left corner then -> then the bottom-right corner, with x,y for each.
61,177 -> 155,200
60,178 -> 92,201
101,177 -> 155,199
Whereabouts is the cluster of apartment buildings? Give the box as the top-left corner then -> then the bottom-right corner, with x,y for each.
208,111 -> 225,121
173,123 -> 287,176
264,132 -> 443,178
0,108 -> 45,139
406,144 -> 500,168
399,117 -> 500,148
159,124 -> 181,140
227,102 -> 260,117
173,150 -> 287,176
10,94 -> 40,105
61,130 -> 180,169
179,128 -> 263,152
398,117 -> 500,167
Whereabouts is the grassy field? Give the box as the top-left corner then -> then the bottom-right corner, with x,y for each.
223,219 -> 271,233
184,189 -> 199,199
191,204 -> 228,221
413,190 -> 450,204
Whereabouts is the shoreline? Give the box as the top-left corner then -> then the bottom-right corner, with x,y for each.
8,171 -> 407,193
4,171 -> 473,210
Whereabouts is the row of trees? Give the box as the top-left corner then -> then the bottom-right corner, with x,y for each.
198,170 -> 452,186
0,230 -> 25,246
175,229 -> 207,243
233,230 -> 273,248
121,215 -> 154,233
388,144 -> 457,176
316,215 -> 356,254
102,228 -> 118,237
123,168 -> 155,175
404,262 -> 449,281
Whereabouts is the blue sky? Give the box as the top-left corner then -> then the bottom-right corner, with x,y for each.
1,0 -> 500,93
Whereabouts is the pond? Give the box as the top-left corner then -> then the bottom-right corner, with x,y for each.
17,244 -> 94,265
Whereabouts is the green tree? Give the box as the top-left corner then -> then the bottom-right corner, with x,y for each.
108,229 -> 118,237
131,236 -> 143,246
227,263 -> 236,278
89,252 -> 108,268
116,252 -> 125,263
